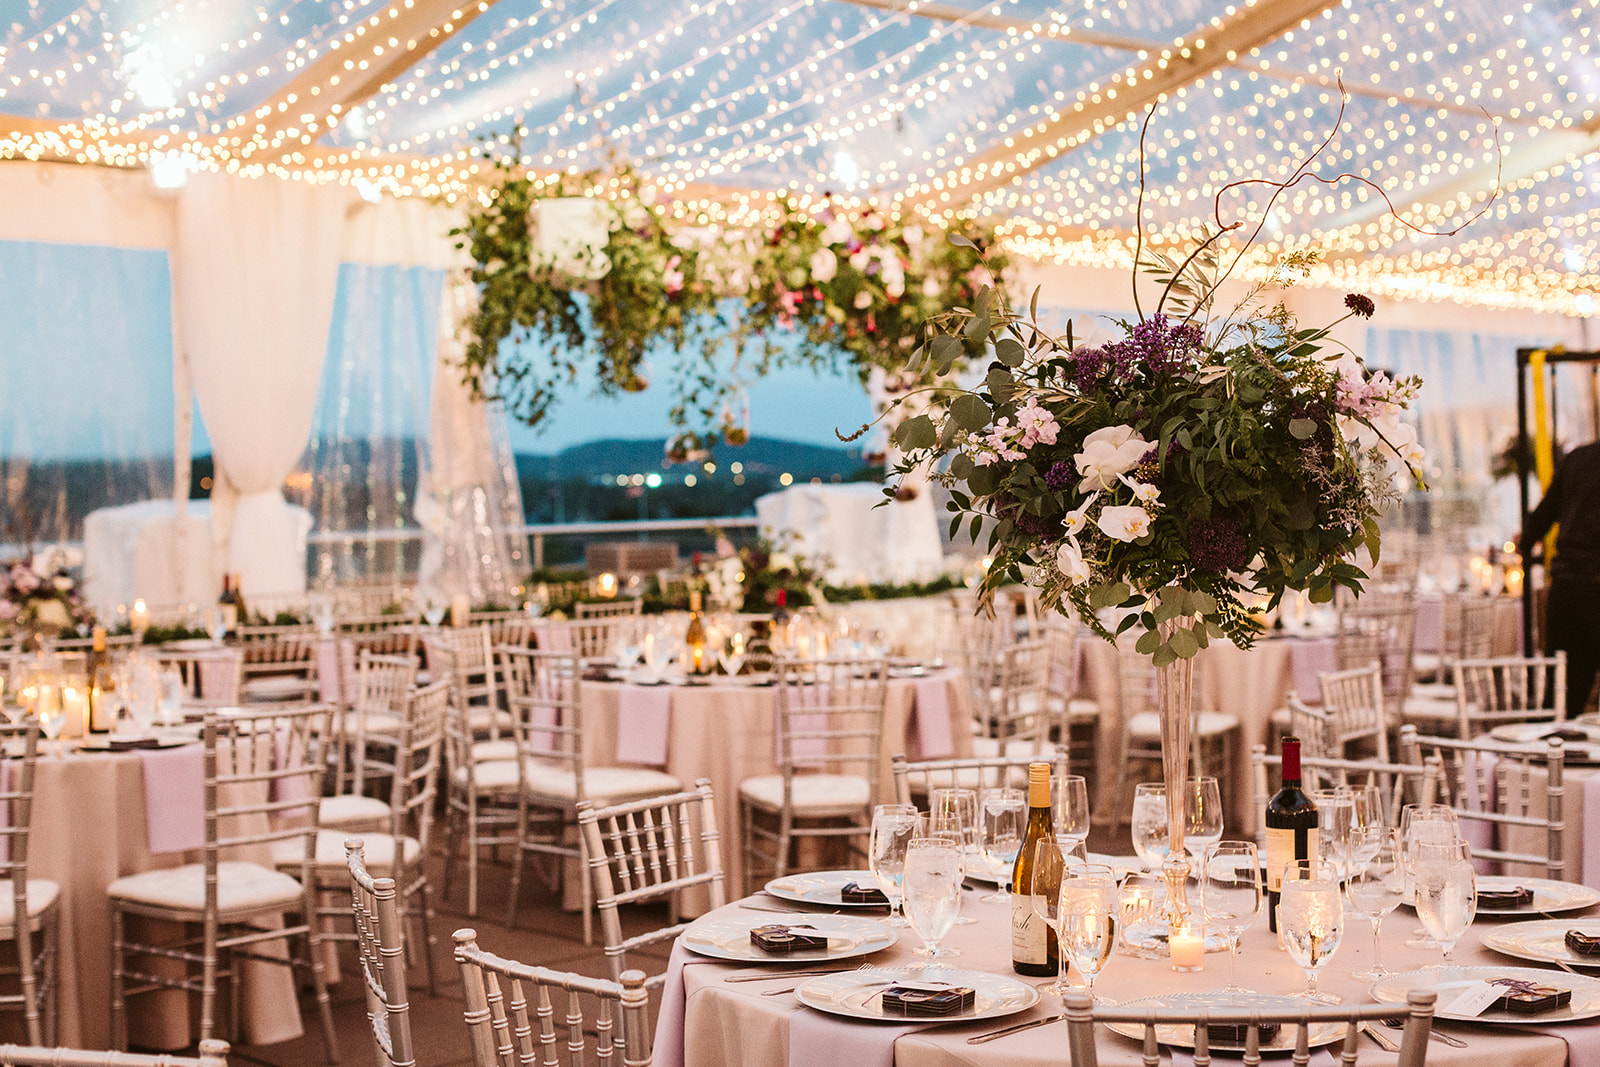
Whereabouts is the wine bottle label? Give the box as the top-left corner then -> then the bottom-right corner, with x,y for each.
1263,826 -> 1320,892
1011,896 -> 1047,965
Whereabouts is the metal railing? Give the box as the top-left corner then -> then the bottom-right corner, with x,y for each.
306,515 -> 762,571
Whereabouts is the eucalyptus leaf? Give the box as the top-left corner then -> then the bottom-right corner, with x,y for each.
1135,629 -> 1162,655
1289,418 -> 1317,440
1152,644 -> 1177,668
893,414 -> 937,451
949,393 -> 992,431
995,338 -> 1027,368
931,335 -> 965,374
1168,626 -> 1200,658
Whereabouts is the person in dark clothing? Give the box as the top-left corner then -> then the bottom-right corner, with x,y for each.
1524,440 -> 1600,717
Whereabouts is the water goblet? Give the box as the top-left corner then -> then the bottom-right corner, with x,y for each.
1413,839 -> 1477,971
422,599 -> 446,628
1129,783 -> 1169,870
1313,789 -> 1356,882
1058,865 -> 1119,1003
719,632 -> 747,678
869,803 -> 919,927
1279,859 -> 1344,1002
1186,777 -> 1225,858
1400,804 -> 1459,946
979,787 -> 1025,904
36,685 -> 67,757
902,837 -> 964,959
1345,828 -> 1405,979
1200,841 -> 1262,992
206,607 -> 228,644
1117,872 -> 1168,959
1028,838 -> 1070,994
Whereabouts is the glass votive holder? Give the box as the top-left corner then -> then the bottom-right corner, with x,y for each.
1169,921 -> 1206,972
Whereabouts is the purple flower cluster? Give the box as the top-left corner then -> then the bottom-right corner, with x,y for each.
1070,314 -> 1204,393
1044,461 -> 1076,492
1187,515 -> 1249,573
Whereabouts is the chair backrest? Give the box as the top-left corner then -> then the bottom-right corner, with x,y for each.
0,719 -> 43,1043
773,657 -> 888,785
0,1041 -> 231,1067
578,779 -> 726,983
235,624 -> 320,702
1334,599 -> 1417,710
1402,730 -> 1566,879
498,645 -> 584,782
987,638 -> 1055,744
1252,727 -> 1440,832
1064,988 -> 1436,1067
537,616 -> 636,661
428,627 -> 510,743
204,704 -> 330,886
1285,695 -> 1339,763
344,653 -> 419,793
892,747 -> 1069,805
389,680 -> 451,860
341,620 -> 420,664
1453,654 -> 1566,734
1316,663 -> 1389,760
470,612 -> 534,649
576,599 -> 644,620
1436,594 -> 1496,682
453,930 -> 651,1067
346,841 -> 414,1067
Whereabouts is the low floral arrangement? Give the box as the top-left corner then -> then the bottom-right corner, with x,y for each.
1,546 -> 93,636
701,535 -> 823,614
887,253 -> 1427,664
452,142 -> 1006,453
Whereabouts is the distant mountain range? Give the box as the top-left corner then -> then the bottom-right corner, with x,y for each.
515,435 -> 871,481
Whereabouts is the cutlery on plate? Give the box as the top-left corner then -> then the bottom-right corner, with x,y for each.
1381,1018 -> 1466,1048
736,901 -> 842,916
1360,1023 -> 1400,1053
723,967 -> 860,983
760,968 -> 892,997
966,1013 -> 1067,1044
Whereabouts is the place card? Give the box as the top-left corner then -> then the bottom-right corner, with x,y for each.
1442,981 -> 1509,1017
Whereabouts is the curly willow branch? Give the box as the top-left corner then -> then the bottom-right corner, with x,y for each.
1132,105 -> 1159,323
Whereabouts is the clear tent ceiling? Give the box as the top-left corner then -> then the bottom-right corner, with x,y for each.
1,0 -> 1596,310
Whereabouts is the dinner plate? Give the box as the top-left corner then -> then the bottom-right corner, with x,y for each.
679,912 -> 896,963
795,965 -> 1037,1023
163,638 -> 222,651
1489,722 -> 1600,745
1103,991 -> 1347,1052
77,734 -> 196,752
1480,919 -> 1600,969
963,852 -> 1138,885
1370,965 -> 1600,1024
1469,876 -> 1600,916
765,870 -> 890,908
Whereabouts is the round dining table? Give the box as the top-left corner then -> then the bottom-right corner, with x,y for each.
657,870 -> 1595,1067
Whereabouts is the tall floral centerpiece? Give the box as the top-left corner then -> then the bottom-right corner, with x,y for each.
1,546 -> 93,646
887,244 -> 1428,920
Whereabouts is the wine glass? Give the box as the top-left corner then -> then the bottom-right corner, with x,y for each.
1028,838 -> 1070,994
36,684 -> 67,757
929,787 -> 979,923
979,787 -> 1025,904
1345,828 -> 1405,979
1413,839 -> 1477,970
206,606 -> 228,644
1058,864 -> 1120,1003
1200,841 -> 1262,992
719,631 -> 747,677
1117,872 -> 1168,959
1186,777 -> 1224,859
422,598 -> 446,628
1313,789 -> 1356,882
1129,783 -> 1169,870
1053,774 -> 1091,858
1349,783 -> 1385,834
869,804 -> 919,927
1279,859 -> 1344,1002
902,837 -> 963,959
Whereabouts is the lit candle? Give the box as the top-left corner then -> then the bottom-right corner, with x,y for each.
130,598 -> 151,637
596,572 -> 618,598
60,685 -> 86,739
1169,923 -> 1205,971
450,593 -> 471,628
1505,566 -> 1525,599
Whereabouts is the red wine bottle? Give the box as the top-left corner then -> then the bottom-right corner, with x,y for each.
1264,735 -> 1318,933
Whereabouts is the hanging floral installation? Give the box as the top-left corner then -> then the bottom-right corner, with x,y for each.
450,135 -> 1008,457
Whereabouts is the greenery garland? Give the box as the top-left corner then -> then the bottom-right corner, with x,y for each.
450,137 -> 1008,454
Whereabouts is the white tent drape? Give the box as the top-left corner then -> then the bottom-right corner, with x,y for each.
416,271 -> 527,603
174,171 -> 346,598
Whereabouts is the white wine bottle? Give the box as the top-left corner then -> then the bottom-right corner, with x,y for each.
1011,762 -> 1058,976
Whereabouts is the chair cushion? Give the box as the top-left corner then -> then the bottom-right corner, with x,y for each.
472,738 -> 520,762
317,794 -> 392,829
336,711 -> 402,737
107,860 -> 304,913
1126,710 -> 1241,739
271,831 -> 421,871
452,758 -> 522,792
465,708 -> 516,733
244,676 -> 313,701
1409,682 -> 1456,703
739,774 -> 871,816
969,737 -> 1053,760
1402,694 -> 1458,721
523,763 -> 682,805
0,879 -> 59,926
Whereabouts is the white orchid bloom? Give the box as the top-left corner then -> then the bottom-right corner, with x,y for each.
809,247 -> 838,283
1075,425 -> 1151,491
1056,539 -> 1091,584
1096,505 -> 1152,542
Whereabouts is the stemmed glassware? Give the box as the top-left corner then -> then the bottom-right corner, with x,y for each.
903,827 -> 964,959
422,598 -> 446,628
718,631 -> 747,677
1199,842 -> 1262,992
1313,789 -> 1356,882
1057,864 -> 1120,1003
1279,859 -> 1344,1002
869,804 -> 919,927
1400,804 -> 1460,947
929,788 -> 979,923
1028,838 -> 1071,994
1129,783 -> 1169,870
1185,777 -> 1225,858
1413,839 -> 1477,971
979,787 -> 1025,904
1053,775 -> 1091,860
1345,828 -> 1405,980
37,685 -> 68,757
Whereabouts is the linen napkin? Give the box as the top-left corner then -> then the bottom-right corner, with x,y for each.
1289,639 -> 1337,705
270,725 -> 312,809
615,683 -> 672,765
537,622 -> 575,653
139,744 -> 205,854
910,676 -> 954,760
1412,598 -> 1442,653
315,637 -> 342,705
197,649 -> 241,703
787,999 -> 918,1067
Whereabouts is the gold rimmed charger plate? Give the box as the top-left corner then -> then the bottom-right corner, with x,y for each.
1371,965 -> 1600,1024
1481,919 -> 1600,969
795,965 -> 1037,1023
679,912 -> 896,963
1102,991 -> 1347,1053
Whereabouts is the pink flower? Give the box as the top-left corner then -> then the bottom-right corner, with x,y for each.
0,600 -> 16,622
1014,398 -> 1059,448
663,255 -> 684,295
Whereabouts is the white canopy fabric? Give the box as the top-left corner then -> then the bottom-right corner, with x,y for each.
174,171 -> 346,597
